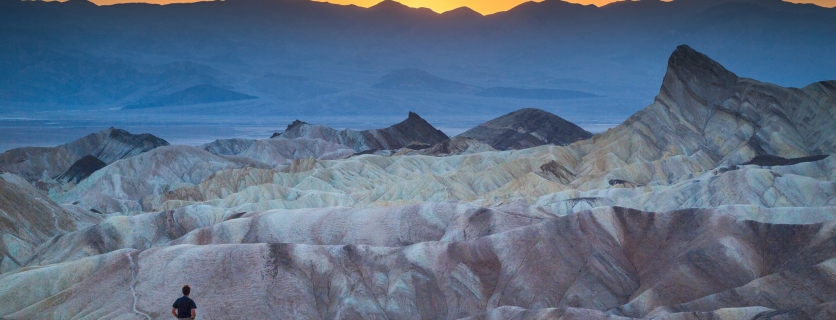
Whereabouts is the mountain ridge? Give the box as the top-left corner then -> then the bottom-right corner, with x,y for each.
277,112 -> 450,152
457,108 -> 593,150
0,127 -> 169,182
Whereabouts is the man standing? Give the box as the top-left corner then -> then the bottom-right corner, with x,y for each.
171,284 -> 197,320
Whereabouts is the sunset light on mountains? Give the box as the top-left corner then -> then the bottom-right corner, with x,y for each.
2,0 -> 836,318
88,0 -> 836,14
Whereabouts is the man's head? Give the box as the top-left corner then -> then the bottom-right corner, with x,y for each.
182,284 -> 191,296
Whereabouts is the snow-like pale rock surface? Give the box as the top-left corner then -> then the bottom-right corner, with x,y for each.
2,46 -> 836,319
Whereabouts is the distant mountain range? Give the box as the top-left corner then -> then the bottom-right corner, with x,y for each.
373,68 -> 481,94
123,84 -> 257,109
373,68 -> 598,100
0,0 -> 833,111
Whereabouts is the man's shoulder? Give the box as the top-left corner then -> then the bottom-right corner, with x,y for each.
182,296 -> 196,306
174,296 -> 193,304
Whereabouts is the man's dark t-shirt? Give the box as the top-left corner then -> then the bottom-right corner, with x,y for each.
172,296 -> 197,318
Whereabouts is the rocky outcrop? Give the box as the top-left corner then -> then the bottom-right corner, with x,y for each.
201,138 -> 257,156
52,145 -> 252,214
202,137 -> 355,166
237,138 -> 355,166
0,127 -> 168,182
277,112 -> 449,152
55,155 -> 106,184
457,108 -> 593,150
0,173 -> 100,273
396,136 -> 497,156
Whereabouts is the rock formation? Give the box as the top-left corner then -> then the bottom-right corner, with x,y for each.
2,46 -> 836,319
0,127 -> 168,182
277,112 -> 450,152
236,138 -> 356,166
201,138 -> 257,156
203,137 -> 355,166
396,136 -> 497,156
457,108 -> 593,150
55,155 -> 107,184
52,145 -> 253,214
0,173 -> 100,273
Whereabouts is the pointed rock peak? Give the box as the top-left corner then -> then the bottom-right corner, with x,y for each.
403,112 -> 435,128
665,45 -> 738,87
285,120 -> 309,132
394,111 -> 450,142
407,111 -> 421,120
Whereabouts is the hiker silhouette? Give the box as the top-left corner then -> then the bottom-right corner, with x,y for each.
171,285 -> 197,320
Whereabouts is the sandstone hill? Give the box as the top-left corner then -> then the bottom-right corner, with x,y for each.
1,46 -> 836,319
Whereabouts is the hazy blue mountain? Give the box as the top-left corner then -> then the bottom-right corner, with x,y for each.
373,69 -> 481,94
0,0 -> 833,127
476,87 -> 599,100
124,84 -> 257,109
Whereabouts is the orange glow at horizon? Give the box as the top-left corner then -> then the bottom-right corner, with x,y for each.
318,0 -> 836,14
87,0 -> 836,14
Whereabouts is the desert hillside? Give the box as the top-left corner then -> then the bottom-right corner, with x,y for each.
1,45 -> 836,319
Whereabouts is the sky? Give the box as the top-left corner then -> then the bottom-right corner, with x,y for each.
87,0 -> 836,14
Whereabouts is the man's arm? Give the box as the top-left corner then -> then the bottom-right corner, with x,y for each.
191,308 -> 196,317
172,307 -> 178,317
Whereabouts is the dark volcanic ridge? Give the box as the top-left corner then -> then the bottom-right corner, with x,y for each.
457,108 -> 593,150
106,128 -> 170,152
55,155 -> 106,184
